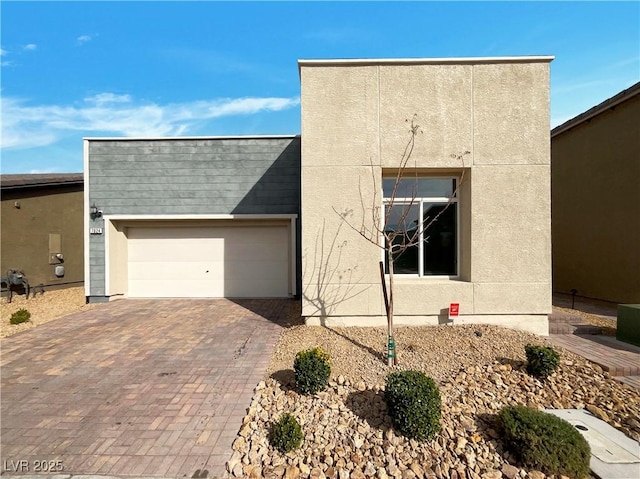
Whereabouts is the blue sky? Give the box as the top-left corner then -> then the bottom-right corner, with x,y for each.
1,1 -> 638,174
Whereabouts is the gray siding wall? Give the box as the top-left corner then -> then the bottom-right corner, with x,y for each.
88,137 -> 301,297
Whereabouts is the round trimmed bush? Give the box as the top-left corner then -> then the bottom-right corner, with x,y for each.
269,413 -> 303,453
10,308 -> 31,325
294,347 -> 331,394
525,344 -> 560,378
385,370 -> 441,441
499,405 -> 590,479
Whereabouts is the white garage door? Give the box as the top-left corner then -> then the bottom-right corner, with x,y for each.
127,225 -> 289,298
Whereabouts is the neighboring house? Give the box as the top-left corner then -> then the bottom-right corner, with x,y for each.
551,82 -> 640,304
85,56 -> 553,335
1,174 -> 84,295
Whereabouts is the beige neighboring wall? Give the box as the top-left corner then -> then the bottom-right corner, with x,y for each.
300,57 -> 553,334
1,184 -> 84,291
552,84 -> 640,303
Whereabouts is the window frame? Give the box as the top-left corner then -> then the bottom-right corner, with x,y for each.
382,176 -> 460,278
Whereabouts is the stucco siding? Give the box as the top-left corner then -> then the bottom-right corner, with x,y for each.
473,63 -> 550,165
379,64 -> 473,167
552,91 -> 640,303
1,186 -> 84,291
300,58 -> 552,333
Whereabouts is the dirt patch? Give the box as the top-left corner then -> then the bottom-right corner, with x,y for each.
1,287 -> 97,338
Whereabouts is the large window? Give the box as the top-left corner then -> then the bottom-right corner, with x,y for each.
383,177 -> 458,276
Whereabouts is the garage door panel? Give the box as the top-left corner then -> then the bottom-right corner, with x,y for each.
224,260 -> 288,280
128,261 -> 224,281
224,228 -> 288,260
224,279 -> 288,297
129,238 -> 224,262
225,243 -> 288,261
128,227 -> 220,240
127,224 -> 290,298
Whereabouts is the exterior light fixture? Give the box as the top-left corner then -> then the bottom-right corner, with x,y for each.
90,203 -> 103,219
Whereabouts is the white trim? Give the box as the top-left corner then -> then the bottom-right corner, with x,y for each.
298,56 -> 554,67
103,214 -> 298,221
83,134 -> 300,141
104,219 -> 111,296
83,140 -> 90,297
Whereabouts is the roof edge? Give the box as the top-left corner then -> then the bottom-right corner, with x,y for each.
298,56 -> 555,67
83,134 -> 300,141
1,173 -> 84,190
552,81 -> 640,137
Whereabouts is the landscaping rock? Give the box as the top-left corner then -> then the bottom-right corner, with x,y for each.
227,324 -> 640,478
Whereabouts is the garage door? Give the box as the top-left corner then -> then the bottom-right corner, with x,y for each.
127,225 -> 289,298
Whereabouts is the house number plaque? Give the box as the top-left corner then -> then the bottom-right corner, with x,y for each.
89,227 -> 103,235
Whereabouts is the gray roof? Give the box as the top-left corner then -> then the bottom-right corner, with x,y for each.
1,173 -> 84,190
552,81 -> 640,138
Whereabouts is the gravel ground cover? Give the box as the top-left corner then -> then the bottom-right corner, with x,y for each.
228,323 -> 640,479
1,290 -> 635,478
1,286 -> 96,338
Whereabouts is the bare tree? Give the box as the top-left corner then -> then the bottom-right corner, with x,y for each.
335,115 -> 468,366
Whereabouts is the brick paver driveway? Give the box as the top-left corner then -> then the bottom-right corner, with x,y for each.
1,298 -> 298,478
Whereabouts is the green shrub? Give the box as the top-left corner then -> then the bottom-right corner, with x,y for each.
293,347 -> 331,394
525,344 -> 560,378
269,413 -> 303,453
385,370 -> 441,441
10,308 -> 31,325
499,405 -> 590,479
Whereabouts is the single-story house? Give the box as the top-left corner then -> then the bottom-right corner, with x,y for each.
1,174 -> 84,295
551,81 -> 640,304
85,56 -> 553,335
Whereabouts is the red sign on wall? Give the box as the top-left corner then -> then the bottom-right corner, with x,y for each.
449,303 -> 460,320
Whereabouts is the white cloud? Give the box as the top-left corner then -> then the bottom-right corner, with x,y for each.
84,93 -> 132,105
1,93 -> 300,149
0,48 -> 7,56
23,44 -> 37,51
29,167 -> 59,174
77,35 -> 92,45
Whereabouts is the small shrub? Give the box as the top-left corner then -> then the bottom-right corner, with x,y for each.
525,344 -> 560,378
499,405 -> 590,478
269,413 -> 303,453
10,308 -> 31,325
294,347 -> 331,394
385,370 -> 441,441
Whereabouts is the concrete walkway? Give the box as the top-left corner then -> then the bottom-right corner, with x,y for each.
1,299 -> 298,478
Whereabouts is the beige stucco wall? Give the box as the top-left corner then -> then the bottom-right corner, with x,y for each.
300,58 -> 552,334
552,92 -> 640,303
